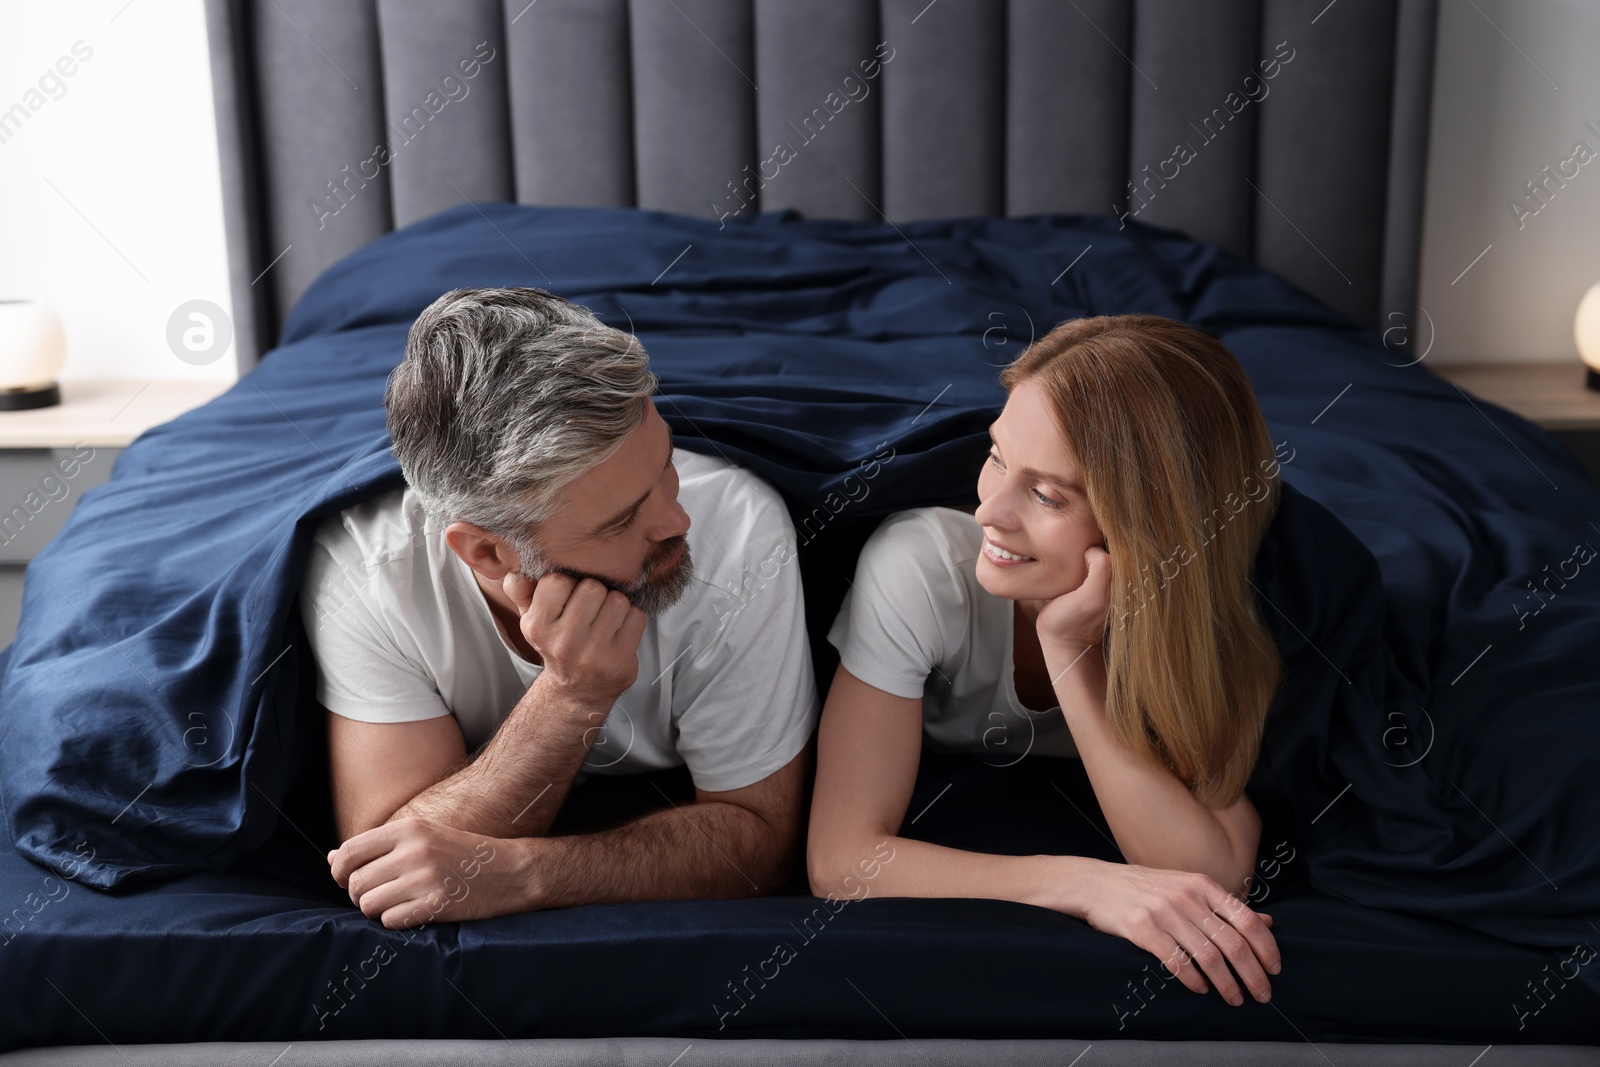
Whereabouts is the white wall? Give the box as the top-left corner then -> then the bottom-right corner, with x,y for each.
1418,0 -> 1600,365
0,0 -> 234,382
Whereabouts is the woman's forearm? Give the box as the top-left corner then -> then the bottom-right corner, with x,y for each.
811,833 -> 1104,917
1048,647 -> 1256,894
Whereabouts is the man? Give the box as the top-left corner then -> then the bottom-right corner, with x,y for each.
302,287 -> 818,929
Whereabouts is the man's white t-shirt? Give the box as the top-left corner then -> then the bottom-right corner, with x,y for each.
299,449 -> 818,793
827,507 -> 1081,763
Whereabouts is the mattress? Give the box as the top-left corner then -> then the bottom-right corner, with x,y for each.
2,739 -> 1595,1049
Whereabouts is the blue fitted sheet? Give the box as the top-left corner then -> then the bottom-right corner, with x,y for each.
2,740 -> 1595,1048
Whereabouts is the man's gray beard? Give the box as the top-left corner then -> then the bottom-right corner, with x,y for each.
629,542 -> 694,615
514,537 -> 695,617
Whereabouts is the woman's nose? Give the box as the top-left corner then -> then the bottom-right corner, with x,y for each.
975,497 -> 1013,531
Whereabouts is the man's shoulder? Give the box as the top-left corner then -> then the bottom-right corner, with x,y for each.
675,447 -> 793,553
666,449 -> 800,624
308,484 -> 436,577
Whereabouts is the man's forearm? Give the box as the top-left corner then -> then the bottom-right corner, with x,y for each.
390,677 -> 611,839
516,799 -> 791,909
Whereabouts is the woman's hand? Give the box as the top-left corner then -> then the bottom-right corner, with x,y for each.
1077,861 -> 1280,1006
1035,544 -> 1112,653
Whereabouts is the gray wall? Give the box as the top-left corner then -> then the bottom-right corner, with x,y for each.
1419,0 -> 1600,364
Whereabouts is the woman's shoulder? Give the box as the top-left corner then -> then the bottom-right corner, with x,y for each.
850,507 -> 988,622
834,507 -> 987,681
860,506 -> 984,570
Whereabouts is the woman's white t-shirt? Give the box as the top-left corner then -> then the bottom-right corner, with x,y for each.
827,507 -> 1081,763
298,449 -> 818,793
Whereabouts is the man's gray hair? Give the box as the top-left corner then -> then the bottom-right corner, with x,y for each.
386,287 -> 659,558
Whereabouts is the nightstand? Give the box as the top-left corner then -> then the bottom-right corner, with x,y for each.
0,379 -> 232,645
1430,362 -> 1600,486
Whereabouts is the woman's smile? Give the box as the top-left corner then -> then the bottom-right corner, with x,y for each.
981,536 -> 1037,566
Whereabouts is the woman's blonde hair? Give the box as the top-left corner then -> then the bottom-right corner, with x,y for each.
1000,314 -> 1284,807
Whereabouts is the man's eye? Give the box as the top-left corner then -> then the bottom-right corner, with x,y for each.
603,511 -> 640,536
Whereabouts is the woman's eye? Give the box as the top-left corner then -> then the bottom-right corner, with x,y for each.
1031,488 -> 1062,509
988,452 -> 1004,470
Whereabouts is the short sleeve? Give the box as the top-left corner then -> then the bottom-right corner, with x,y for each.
298,536 -> 451,724
826,511 -> 959,699
668,531 -> 820,794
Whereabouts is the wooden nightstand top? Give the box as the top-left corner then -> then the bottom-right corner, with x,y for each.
1431,362 -> 1600,432
0,379 -> 233,449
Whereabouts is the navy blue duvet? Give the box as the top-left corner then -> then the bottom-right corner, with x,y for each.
1,203 -> 1597,1045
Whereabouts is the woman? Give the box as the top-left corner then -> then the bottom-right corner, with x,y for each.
809,314 -> 1291,1008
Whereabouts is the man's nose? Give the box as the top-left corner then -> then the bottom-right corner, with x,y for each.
653,496 -> 691,540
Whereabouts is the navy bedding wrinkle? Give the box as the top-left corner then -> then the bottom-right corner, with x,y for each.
0,203 -> 1598,1042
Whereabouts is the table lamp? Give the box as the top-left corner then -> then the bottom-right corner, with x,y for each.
0,298 -> 65,410
1578,280 -> 1600,392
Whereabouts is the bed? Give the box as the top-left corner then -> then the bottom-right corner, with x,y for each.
3,0 -> 1599,1062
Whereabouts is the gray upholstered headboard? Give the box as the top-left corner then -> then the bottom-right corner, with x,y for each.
205,0 -> 1437,371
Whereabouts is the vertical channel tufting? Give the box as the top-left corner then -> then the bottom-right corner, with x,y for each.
251,0 -> 388,330
504,0 -> 635,207
751,0 -> 881,222
879,0 -> 1004,221
1126,0 -> 1261,257
1006,0 -> 1131,217
376,0 -> 513,228
218,0 -> 1434,352
629,0 -> 757,219
1255,0 -> 1395,326
1380,0 -> 1436,334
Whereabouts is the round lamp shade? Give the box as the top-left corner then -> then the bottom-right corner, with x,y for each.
1577,281 -> 1600,390
0,299 -> 67,397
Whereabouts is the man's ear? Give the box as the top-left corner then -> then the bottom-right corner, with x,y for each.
444,520 -> 520,581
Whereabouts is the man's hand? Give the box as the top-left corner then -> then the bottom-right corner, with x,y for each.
505,571 -> 647,704
328,816 -> 528,929
1073,861 -> 1280,1006
346,575 -> 651,844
